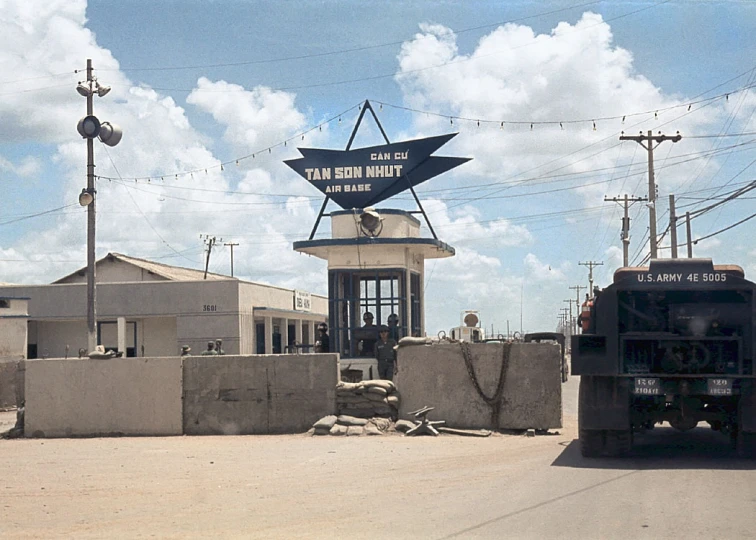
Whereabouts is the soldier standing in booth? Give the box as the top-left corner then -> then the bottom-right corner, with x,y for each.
374,325 -> 398,380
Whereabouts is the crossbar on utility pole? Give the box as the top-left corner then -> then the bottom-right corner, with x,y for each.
604,194 -> 647,267
619,130 -> 682,260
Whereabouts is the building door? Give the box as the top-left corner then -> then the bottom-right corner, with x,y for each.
255,323 -> 265,354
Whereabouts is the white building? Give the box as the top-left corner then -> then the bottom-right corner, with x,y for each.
0,253 -> 326,358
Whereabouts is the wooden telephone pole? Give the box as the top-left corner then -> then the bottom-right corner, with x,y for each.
604,195 -> 648,266
619,130 -> 682,259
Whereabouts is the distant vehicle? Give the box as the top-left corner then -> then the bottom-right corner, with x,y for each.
571,258 -> 756,458
449,310 -> 486,342
524,332 -> 568,383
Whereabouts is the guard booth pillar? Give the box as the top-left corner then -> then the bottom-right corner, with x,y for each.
294,208 -> 454,379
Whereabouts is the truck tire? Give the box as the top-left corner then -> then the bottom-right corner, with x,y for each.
604,430 -> 633,456
737,432 -> 756,459
737,383 -> 756,458
579,428 -> 604,457
579,376 -> 633,457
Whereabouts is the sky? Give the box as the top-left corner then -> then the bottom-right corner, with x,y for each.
1,0 -> 755,336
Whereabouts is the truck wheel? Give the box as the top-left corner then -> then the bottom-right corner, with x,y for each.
604,430 -> 633,456
579,376 -> 632,457
737,432 -> 756,459
579,428 -> 604,457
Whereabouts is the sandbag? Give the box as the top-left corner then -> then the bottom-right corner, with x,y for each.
363,380 -> 396,392
313,415 -> 338,430
329,424 -> 348,436
397,336 -> 431,347
337,415 -> 368,426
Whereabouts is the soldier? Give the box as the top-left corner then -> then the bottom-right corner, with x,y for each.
200,341 -> 218,355
314,322 -> 330,353
387,313 -> 401,342
215,339 -> 225,355
374,325 -> 398,380
180,345 -> 191,356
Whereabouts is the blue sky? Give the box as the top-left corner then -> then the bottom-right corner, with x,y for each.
1,0 -> 755,335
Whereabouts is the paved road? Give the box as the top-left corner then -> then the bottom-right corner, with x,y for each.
1,377 -> 754,539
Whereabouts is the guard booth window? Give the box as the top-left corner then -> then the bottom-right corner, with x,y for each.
329,269 -> 408,358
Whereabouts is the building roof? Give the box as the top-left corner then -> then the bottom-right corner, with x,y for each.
52,252 -> 236,284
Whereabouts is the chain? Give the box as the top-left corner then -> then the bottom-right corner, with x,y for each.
459,342 -> 511,429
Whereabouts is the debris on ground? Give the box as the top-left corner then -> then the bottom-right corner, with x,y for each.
0,406 -> 24,439
436,427 -> 492,437
405,406 -> 445,436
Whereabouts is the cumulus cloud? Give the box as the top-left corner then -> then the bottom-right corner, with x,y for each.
1,0 -> 752,336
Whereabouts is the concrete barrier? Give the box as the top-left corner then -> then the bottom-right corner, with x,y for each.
396,342 -> 562,430
25,357 -> 183,437
182,354 -> 339,435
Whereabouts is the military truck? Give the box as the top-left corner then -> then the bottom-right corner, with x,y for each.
571,259 -> 756,457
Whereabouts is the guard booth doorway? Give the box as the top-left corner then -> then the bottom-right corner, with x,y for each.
329,269 -> 421,359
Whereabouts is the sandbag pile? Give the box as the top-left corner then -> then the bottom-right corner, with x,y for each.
310,414 -> 392,436
335,379 -> 400,419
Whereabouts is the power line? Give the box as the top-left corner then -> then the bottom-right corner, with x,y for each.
107,1 -> 603,73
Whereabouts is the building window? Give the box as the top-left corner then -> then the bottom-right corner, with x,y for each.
0,299 -> 9,309
328,269 -> 407,358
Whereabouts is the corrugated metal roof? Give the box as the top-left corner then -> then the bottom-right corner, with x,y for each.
52,252 -> 236,283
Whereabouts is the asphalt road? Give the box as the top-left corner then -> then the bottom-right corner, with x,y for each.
1,376 -> 754,539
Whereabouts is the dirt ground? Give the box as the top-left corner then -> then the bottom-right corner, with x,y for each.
3,378 -> 753,540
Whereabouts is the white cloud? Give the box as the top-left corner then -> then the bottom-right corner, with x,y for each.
0,155 -> 42,177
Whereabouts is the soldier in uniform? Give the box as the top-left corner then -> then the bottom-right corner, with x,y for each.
200,341 -> 218,355
374,325 -> 398,380
314,322 -> 330,353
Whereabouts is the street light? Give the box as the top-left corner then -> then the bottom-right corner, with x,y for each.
76,58 -> 123,353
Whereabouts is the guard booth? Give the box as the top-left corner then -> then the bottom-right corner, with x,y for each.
286,100 -> 470,379
294,208 -> 454,377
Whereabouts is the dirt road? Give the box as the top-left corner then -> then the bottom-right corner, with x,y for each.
2,378 -> 754,539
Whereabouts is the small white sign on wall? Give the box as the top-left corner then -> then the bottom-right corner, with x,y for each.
294,290 -> 311,312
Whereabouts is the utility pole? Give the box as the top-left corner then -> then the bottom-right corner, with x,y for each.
579,261 -> 604,295
559,308 -> 569,337
604,194 -> 648,266
619,130 -> 682,260
563,299 -> 574,339
685,211 -> 693,258
85,60 -> 96,352
224,242 -> 239,277
201,235 -> 219,279
75,59 -> 122,352
669,194 -> 678,258
569,285 -> 586,333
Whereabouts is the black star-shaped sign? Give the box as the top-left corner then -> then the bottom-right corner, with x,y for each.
284,133 -> 470,209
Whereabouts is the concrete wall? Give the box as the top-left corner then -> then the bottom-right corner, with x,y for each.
397,342 -> 562,430
183,354 -> 339,435
0,357 -> 22,408
24,357 -> 183,437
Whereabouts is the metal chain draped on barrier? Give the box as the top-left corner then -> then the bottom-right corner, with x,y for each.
459,342 -> 511,429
